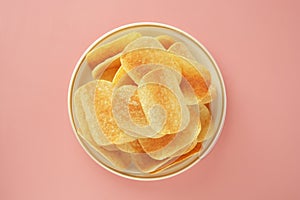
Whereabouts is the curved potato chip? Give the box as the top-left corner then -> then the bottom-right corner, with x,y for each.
197,104 -> 213,142
74,81 -> 111,146
86,32 -> 142,69
144,105 -> 200,160
171,139 -> 198,158
94,80 -> 136,144
112,66 -> 136,86
121,48 -> 182,84
112,85 -> 165,137
138,134 -> 176,153
139,67 -> 190,131
168,42 -> 195,60
78,133 -> 131,170
92,53 -> 121,80
123,36 -> 164,54
151,142 -> 202,174
137,83 -> 182,135
116,140 -> 145,153
156,35 -> 175,49
200,85 -> 217,104
121,48 -> 209,99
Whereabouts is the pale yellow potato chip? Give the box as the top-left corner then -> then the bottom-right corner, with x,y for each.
91,53 -> 121,80
151,142 -> 202,174
78,133 -> 131,170
170,139 -> 198,158
197,104 -> 213,142
112,66 -> 136,86
139,67 -> 190,131
94,80 -> 136,144
112,85 -> 164,138
132,152 -> 175,173
123,36 -> 164,54
168,42 -> 195,60
137,83 -> 182,135
116,140 -> 145,153
156,35 -> 175,49
144,105 -> 201,160
86,32 -> 142,69
73,81 -> 111,146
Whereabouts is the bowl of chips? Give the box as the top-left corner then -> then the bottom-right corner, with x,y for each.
68,22 -> 226,180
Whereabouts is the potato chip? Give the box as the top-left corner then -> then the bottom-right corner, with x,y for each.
78,133 -> 131,170
132,152 -> 175,173
94,80 -> 136,144
123,36 -> 164,54
156,35 -> 175,49
200,85 -> 217,104
171,139 -> 198,158
121,48 -> 209,99
151,142 -> 202,174
121,48 -> 182,84
74,81 -> 111,146
139,67 -> 190,131
92,53 -> 121,80
197,104 -> 213,142
116,140 -> 145,153
86,32 -> 142,69
168,42 -> 195,60
112,85 -> 164,137
144,105 -> 201,160
137,83 -> 182,135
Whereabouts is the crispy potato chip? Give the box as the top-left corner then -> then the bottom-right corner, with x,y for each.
102,144 -> 119,151
138,134 -> 176,153
151,142 -> 202,174
123,36 -> 164,54
112,66 -> 136,86
168,42 -> 195,60
128,90 -> 148,126
116,140 -> 145,153
121,48 -> 209,99
156,35 -> 175,49
197,104 -> 212,142
92,53 -> 121,80
121,48 -> 182,84
143,105 -> 200,160
200,85 -> 217,104
132,153 -> 175,173
112,85 -> 164,137
78,133 -> 131,170
86,32 -> 142,69
94,80 -> 136,144
74,81 -> 111,146
171,139 -> 198,158
139,67 -> 190,131
137,83 -> 182,135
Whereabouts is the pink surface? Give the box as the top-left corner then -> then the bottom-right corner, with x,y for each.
1,0 -> 299,199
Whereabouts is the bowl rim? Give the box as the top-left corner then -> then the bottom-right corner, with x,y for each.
67,22 -> 227,181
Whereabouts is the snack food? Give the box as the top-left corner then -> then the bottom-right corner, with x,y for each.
71,27 -> 221,178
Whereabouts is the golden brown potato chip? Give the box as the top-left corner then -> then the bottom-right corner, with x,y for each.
140,105 -> 200,160
92,53 -> 121,80
156,35 -> 175,49
138,134 -> 176,153
168,42 -> 195,60
78,133 -> 131,170
116,140 -> 145,153
73,81 -> 111,146
200,85 -> 217,104
87,32 -> 142,69
94,80 -> 136,144
123,36 -> 164,54
121,48 -> 209,99
151,142 -> 202,174
121,48 -> 182,84
197,104 -> 212,142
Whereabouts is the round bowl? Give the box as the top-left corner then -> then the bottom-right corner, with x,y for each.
68,22 -> 226,180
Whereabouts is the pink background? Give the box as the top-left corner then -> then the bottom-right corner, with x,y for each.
1,0 -> 299,199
